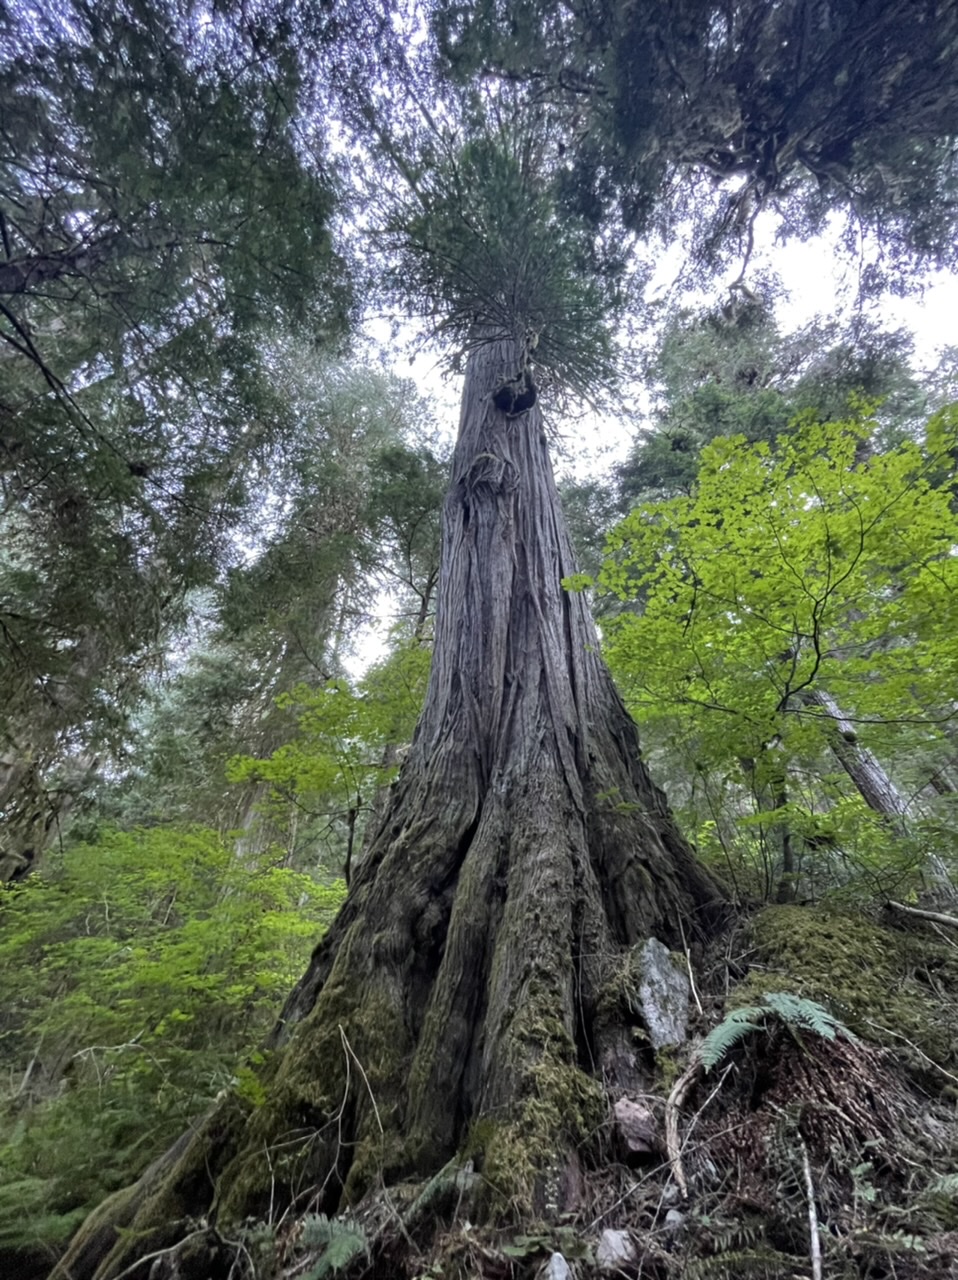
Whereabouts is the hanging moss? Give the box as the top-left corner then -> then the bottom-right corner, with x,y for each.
735,905 -> 958,1074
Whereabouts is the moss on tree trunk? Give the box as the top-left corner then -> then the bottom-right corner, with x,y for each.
54,336 -> 722,1280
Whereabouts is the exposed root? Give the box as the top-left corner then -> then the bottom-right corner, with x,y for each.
665,1060 -> 699,1200
48,891 -> 958,1280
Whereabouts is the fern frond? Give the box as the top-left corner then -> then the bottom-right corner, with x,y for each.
917,1170 -> 958,1225
684,1246 -> 801,1278
924,1173 -> 958,1196
405,1158 -> 462,1223
697,993 -> 856,1073
760,991 -> 854,1041
301,1214 -> 335,1248
698,1007 -> 764,1071
302,1215 -> 368,1278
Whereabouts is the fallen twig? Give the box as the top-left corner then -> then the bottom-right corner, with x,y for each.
107,1229 -> 210,1280
799,1136 -> 823,1280
665,1061 -> 701,1200
887,900 -> 958,929
340,1025 -> 384,1135
679,916 -> 704,1016
865,1018 -> 958,1087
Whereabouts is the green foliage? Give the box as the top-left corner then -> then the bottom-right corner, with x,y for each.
917,1174 -> 958,1229
558,475 -> 628,585
385,111 -> 626,399
604,408 -> 958,729
596,406 -> 958,897
365,438 -> 447,636
216,365 -> 442,656
618,303 -> 924,504
697,992 -> 856,1073
300,1215 -> 369,1278
0,826 -> 343,1250
227,643 -> 431,865
70,367 -> 444,849
0,1 -> 354,859
436,0 -> 958,278
682,1246 -> 801,1279
229,648 -> 430,803
500,1227 -> 590,1261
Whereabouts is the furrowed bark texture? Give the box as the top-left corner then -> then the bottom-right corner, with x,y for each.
54,337 -> 722,1280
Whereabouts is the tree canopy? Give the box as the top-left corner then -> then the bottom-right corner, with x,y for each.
2,5 -> 958,1280
594,406 -> 958,898
0,0 -> 353,876
436,0 -> 958,281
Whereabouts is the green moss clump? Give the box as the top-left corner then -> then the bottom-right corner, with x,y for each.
462,1116 -> 499,1163
217,945 -> 418,1220
654,1044 -> 682,1090
737,906 -> 958,1069
477,1005 -> 605,1220
342,1131 -> 409,1205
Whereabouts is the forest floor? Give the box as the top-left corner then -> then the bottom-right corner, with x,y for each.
236,902 -> 958,1280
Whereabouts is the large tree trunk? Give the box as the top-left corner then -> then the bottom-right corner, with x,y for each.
54,336 -> 722,1280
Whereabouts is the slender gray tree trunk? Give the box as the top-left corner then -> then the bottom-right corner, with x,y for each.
803,688 -> 956,900
803,689 -> 908,826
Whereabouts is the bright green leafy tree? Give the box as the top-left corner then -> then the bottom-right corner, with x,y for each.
562,300 -> 928,586
593,406 -> 958,899
228,643 -> 432,879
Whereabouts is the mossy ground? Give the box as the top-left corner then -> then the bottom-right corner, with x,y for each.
738,904 -> 958,1074
291,906 -> 958,1279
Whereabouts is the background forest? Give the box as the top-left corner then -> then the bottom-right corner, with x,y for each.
2,1 -> 958,1278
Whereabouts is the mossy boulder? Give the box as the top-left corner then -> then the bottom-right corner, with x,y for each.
736,905 -> 958,1074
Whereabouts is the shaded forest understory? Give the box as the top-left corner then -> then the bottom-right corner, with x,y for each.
42,901 -> 958,1280
38,341 -> 958,1280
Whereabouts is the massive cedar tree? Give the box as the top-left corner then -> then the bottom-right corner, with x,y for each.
55,331 -> 722,1280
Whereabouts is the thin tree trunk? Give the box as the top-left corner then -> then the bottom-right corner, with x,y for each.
802,688 -> 956,900
54,334 -> 723,1280
772,774 -> 796,903
802,689 -> 908,827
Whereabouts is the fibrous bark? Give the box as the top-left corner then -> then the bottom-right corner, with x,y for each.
54,336 -> 722,1280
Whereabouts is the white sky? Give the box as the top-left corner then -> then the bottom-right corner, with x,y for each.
744,215 -> 956,371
